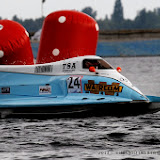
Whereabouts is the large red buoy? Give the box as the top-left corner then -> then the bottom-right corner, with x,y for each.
0,20 -> 34,65
36,10 -> 99,64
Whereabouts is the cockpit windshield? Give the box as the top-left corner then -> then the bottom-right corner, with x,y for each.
83,59 -> 113,69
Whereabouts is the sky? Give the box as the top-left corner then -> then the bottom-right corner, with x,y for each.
1,0 -> 160,20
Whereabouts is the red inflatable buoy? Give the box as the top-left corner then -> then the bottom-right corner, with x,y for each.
36,10 -> 99,64
0,20 -> 34,65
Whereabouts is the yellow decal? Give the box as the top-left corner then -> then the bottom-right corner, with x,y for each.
84,80 -> 123,95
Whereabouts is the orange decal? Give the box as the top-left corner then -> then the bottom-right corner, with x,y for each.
84,81 -> 123,95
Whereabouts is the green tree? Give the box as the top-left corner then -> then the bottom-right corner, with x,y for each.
111,0 -> 124,26
97,15 -> 111,30
154,8 -> 160,16
12,15 -> 23,24
81,7 -> 97,19
134,9 -> 147,29
23,17 -> 44,32
154,8 -> 160,28
122,19 -> 134,29
133,9 -> 159,29
11,15 -> 44,32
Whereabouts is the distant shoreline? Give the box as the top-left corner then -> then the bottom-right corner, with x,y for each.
98,29 -> 160,42
30,29 -> 160,43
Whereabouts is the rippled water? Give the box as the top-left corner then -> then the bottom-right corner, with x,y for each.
0,57 -> 160,160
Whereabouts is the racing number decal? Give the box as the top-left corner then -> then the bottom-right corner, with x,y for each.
67,76 -> 83,93
68,77 -> 79,88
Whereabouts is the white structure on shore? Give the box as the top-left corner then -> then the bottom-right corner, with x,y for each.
31,29 -> 42,42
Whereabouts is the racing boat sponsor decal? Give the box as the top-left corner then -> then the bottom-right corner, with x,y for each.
1,87 -> 10,94
84,80 -> 123,95
35,65 -> 53,73
39,86 -> 52,95
63,63 -> 76,72
67,76 -> 83,93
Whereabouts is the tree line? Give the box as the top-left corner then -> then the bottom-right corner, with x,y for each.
1,0 -> 160,32
83,0 -> 160,31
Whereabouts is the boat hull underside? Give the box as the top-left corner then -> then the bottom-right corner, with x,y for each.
0,102 -> 159,118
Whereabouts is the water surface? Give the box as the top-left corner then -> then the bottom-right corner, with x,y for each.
0,56 -> 160,160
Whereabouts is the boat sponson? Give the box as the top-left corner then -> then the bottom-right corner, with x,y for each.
0,94 -> 158,118
0,94 -> 132,108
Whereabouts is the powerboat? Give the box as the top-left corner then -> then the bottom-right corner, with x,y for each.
0,55 -> 160,118
0,10 -> 160,118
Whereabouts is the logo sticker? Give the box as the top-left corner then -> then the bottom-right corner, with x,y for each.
1,87 -> 10,94
39,86 -> 52,95
63,63 -> 76,72
35,65 -> 53,73
84,80 -> 123,95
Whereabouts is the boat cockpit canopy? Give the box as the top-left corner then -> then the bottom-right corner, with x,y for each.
83,59 -> 113,69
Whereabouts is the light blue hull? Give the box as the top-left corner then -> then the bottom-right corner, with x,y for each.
0,72 -> 160,117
